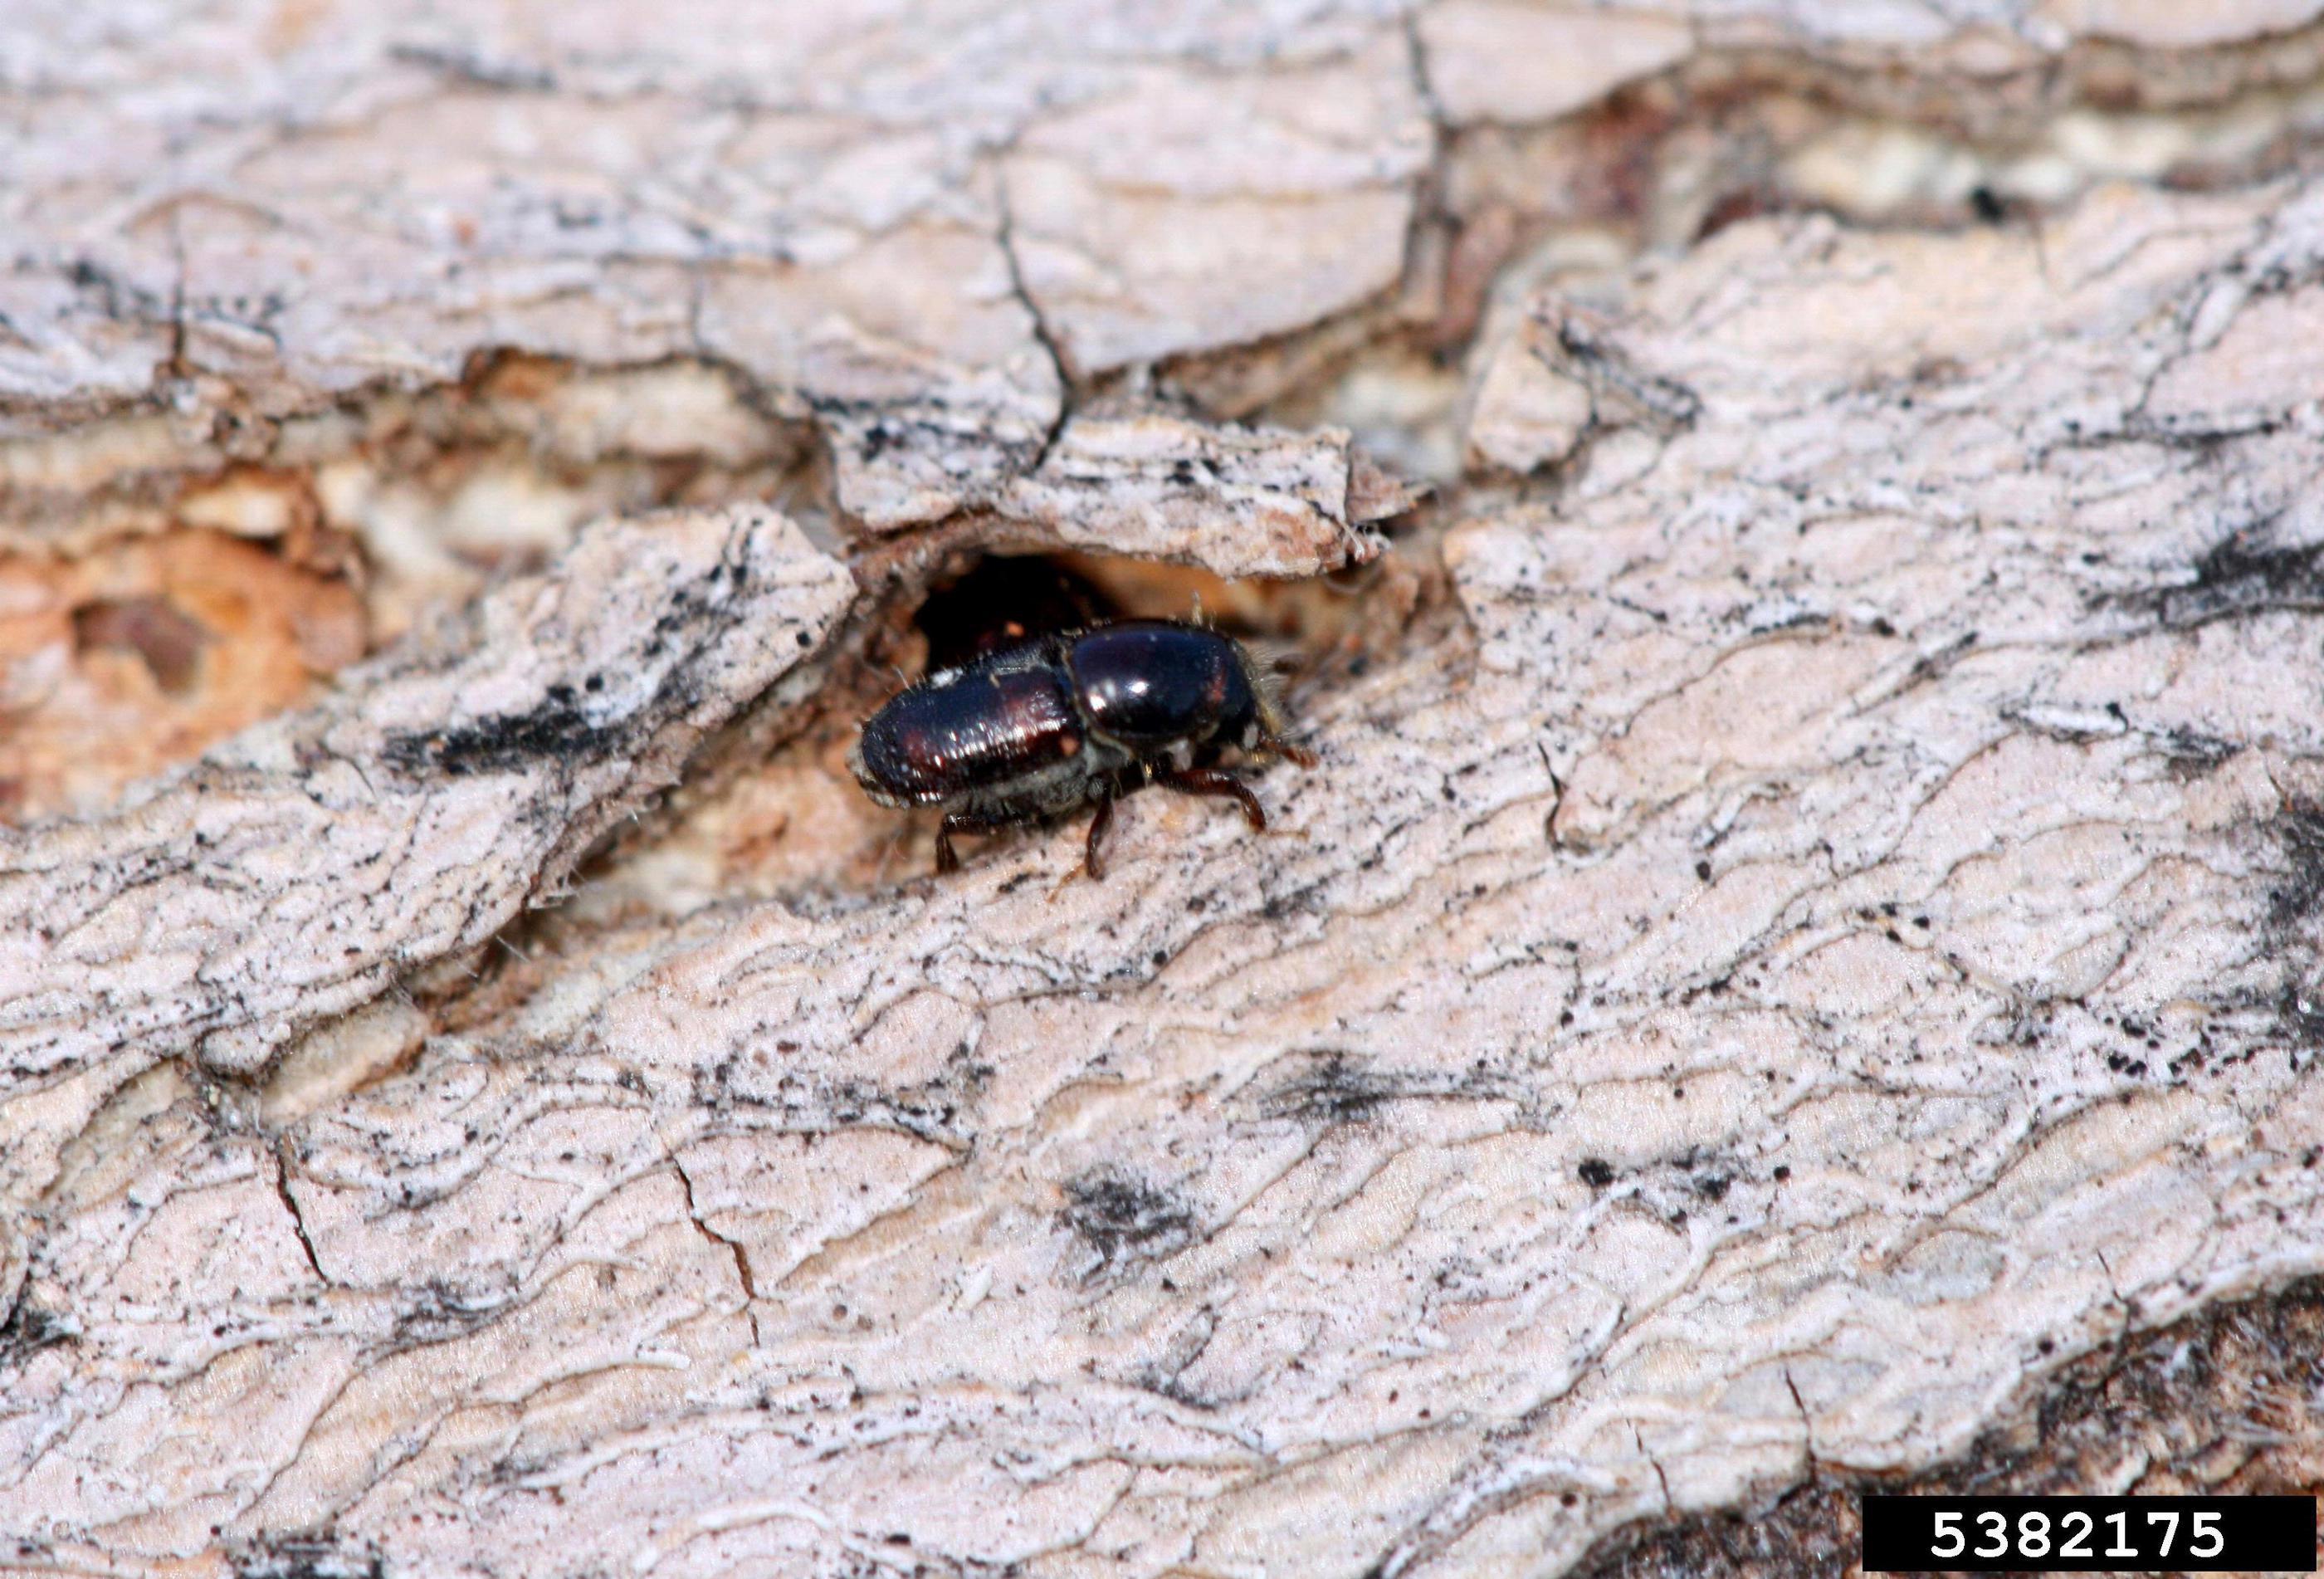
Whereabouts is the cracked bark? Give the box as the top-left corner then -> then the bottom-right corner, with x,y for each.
8,3 -> 2324,1577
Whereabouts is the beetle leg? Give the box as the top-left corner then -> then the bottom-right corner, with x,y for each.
1084,790 -> 1115,881
1263,735 -> 1319,769
1159,767 -> 1267,832
935,815 -> 967,875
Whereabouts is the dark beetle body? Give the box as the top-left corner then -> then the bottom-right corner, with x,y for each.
850,619 -> 1312,878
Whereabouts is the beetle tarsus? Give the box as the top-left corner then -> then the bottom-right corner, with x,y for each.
1160,767 -> 1267,832
1267,736 -> 1319,769
1084,790 -> 1114,881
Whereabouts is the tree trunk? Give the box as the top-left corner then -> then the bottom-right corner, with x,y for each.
7,3 -> 2324,1575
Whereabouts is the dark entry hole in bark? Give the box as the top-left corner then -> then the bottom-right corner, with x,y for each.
901,547 -> 1410,689
911,553 -> 1116,672
73,596 -> 208,695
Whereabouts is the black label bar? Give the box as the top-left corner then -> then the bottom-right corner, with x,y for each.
1861,1493 -> 2317,1572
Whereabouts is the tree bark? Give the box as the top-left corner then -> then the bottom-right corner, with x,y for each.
7,3 -> 2324,1576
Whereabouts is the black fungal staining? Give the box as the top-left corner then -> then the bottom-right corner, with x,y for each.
2262,799 -> 2324,1053
64,254 -> 172,321
388,1279 -> 505,1347
2159,728 -> 2238,779
0,1295 -> 74,1365
1060,1169 -> 1197,1276
2174,794 -> 2324,1068
231,1535 -> 388,1579
2265,799 -> 2324,933
686,1058 -> 974,1150
382,688 -> 630,776
2142,530 -> 2324,631
1578,1157 -> 1617,1190
1262,1052 -> 1406,1125
2279,983 -> 2324,1049
1258,1051 -> 1517,1127
379,560 -> 748,777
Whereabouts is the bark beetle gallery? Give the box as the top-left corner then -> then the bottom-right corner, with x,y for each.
849,619 -> 1316,878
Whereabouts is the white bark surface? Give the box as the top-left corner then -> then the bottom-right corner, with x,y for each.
7,2 -> 2324,1577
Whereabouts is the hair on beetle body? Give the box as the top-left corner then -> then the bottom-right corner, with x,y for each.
1234,632 -> 1296,705
848,618 -> 1316,880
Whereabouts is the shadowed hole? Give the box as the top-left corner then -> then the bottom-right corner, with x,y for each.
73,597 -> 209,695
